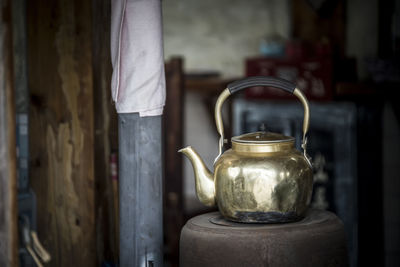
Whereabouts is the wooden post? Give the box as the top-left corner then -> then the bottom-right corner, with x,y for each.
163,57 -> 184,266
27,1 -> 96,266
92,0 -> 119,263
0,0 -> 18,266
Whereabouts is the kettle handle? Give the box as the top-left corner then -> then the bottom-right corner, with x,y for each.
228,76 -> 296,94
214,76 -> 311,165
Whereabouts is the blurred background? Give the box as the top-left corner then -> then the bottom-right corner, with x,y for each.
0,0 -> 399,266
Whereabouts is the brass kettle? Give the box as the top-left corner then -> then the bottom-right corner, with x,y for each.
179,77 -> 313,223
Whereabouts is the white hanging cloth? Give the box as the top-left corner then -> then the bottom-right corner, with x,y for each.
111,0 -> 166,116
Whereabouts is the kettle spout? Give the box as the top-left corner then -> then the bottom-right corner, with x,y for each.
178,146 -> 216,207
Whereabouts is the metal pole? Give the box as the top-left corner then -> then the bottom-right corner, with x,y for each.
119,113 -> 163,266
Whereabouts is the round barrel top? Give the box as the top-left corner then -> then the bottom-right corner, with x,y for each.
184,209 -> 343,234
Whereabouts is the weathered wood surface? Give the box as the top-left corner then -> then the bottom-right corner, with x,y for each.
164,57 -> 185,266
92,0 -> 119,263
0,0 -> 18,266
28,1 -> 96,266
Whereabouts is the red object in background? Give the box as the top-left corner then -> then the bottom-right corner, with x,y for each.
246,41 -> 333,101
110,153 -> 118,181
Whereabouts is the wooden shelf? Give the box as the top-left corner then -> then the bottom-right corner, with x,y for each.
184,76 -> 240,95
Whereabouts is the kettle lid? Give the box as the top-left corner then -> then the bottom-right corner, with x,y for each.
231,131 -> 294,144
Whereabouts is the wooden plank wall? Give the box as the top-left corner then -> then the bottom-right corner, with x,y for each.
0,0 -> 18,266
27,1 -> 96,266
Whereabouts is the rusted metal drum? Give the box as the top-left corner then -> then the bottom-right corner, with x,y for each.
180,209 -> 348,267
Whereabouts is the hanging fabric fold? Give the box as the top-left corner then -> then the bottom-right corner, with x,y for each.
111,0 -> 166,116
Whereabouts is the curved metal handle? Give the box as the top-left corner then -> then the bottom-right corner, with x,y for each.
214,76 -> 311,165
228,76 -> 296,94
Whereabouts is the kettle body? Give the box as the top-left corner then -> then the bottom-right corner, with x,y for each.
179,76 -> 313,223
214,137 -> 313,223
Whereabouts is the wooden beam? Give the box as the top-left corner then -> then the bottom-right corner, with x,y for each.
92,0 -> 119,263
164,57 -> 184,266
0,0 -> 18,266
27,1 -> 96,266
